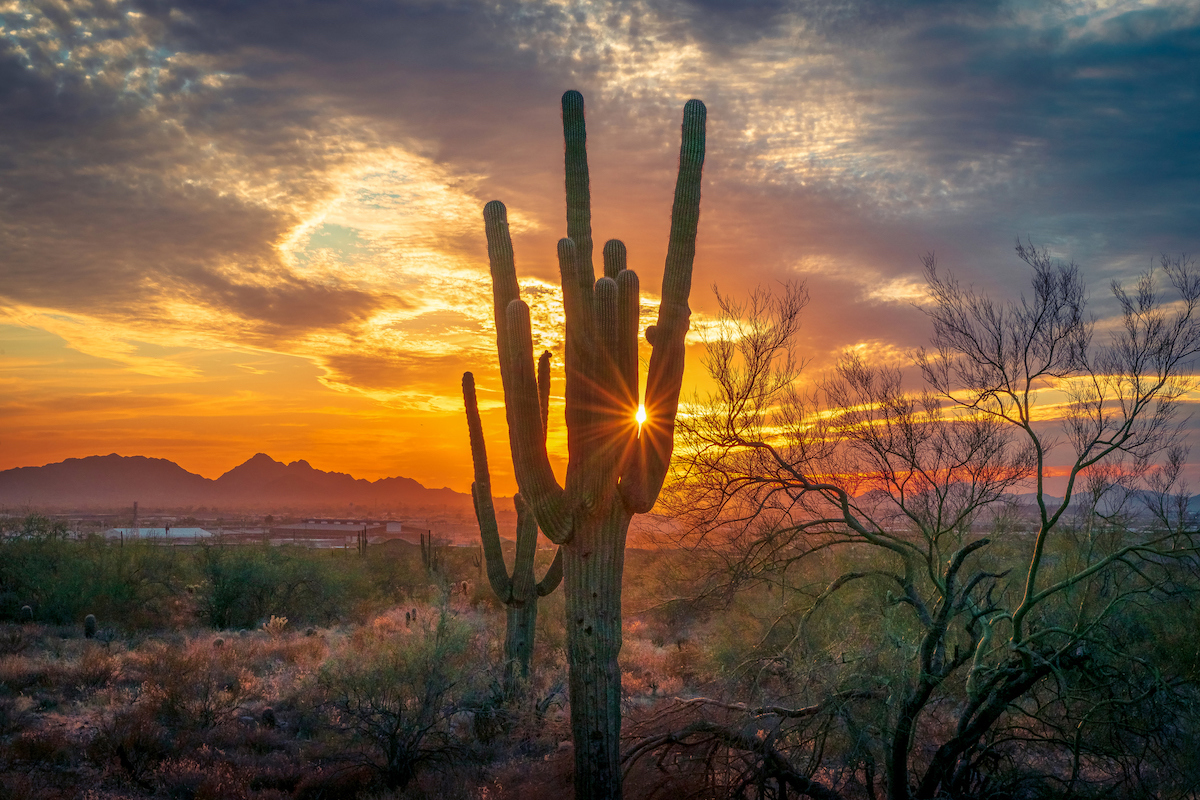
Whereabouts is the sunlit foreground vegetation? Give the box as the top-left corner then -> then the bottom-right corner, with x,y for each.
0,521 -> 577,798
1,504 -> 1198,799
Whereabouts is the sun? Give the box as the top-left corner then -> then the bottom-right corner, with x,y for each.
635,404 -> 647,426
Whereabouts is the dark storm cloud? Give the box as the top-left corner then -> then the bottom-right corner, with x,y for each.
641,0 -> 1200,320
669,0 -> 793,49
877,3 -> 1200,251
132,0 -> 568,144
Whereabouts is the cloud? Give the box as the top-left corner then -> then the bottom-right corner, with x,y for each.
2,0 -> 1198,488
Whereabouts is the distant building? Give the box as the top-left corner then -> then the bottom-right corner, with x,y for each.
270,521 -> 388,536
268,520 -> 388,548
104,527 -> 213,541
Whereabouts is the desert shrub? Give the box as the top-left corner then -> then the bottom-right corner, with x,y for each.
0,623 -> 33,656
0,517 -> 451,632
361,545 -> 426,600
261,614 -> 288,638
317,607 -> 485,790
129,638 -> 256,729
152,755 -> 253,800
3,726 -> 75,768
86,704 -> 172,788
34,642 -> 123,697
0,694 -> 33,736
0,518 -> 186,628
0,516 -> 76,623
0,652 -> 60,694
198,543 -> 363,629
293,765 -> 377,800
460,663 -> 568,755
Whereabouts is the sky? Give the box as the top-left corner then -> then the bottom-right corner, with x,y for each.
1,0 -> 1198,495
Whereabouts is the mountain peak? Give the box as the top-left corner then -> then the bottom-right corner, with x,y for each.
0,453 -> 474,512
216,454 -> 289,484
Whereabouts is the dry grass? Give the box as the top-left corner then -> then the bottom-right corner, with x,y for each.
0,575 -> 739,800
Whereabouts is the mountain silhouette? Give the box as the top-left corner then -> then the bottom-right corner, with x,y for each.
0,453 -> 472,512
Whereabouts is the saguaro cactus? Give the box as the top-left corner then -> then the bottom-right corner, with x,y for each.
463,369 -> 563,694
419,530 -> 440,576
479,90 -> 705,800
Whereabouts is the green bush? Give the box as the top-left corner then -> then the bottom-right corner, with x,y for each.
0,515 -> 185,627
198,543 -> 362,629
317,608 -> 485,789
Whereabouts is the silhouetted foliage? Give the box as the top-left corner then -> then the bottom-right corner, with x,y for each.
655,249 -> 1200,800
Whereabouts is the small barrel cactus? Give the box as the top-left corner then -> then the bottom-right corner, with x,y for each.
84,614 -> 97,639
213,637 -> 225,648
20,605 -> 32,623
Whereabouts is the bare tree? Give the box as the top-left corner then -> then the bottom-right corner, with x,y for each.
641,248 -> 1200,800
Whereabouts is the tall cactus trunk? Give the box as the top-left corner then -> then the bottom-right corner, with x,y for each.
503,596 -> 539,688
463,370 -> 564,698
475,90 -> 705,800
563,508 -> 631,797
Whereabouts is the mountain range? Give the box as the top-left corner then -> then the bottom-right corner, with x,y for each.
5,453 -> 1197,520
0,453 -> 475,512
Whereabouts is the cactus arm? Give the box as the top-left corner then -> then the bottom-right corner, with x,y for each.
557,236 -> 596,395
595,275 -> 620,403
602,238 -> 626,281
536,546 -> 565,596
621,99 -> 706,514
463,371 -> 515,602
614,267 -> 643,485
505,299 -> 573,543
621,318 -> 687,513
592,274 -> 634,481
562,91 -> 599,494
658,99 -> 706,318
510,494 -> 539,604
483,201 -> 522,390
603,237 -> 635,422
617,268 -> 641,421
483,201 -> 530,458
596,277 -> 618,360
538,349 -> 552,439
559,237 -> 598,497
562,90 -> 595,290
530,346 -> 565,597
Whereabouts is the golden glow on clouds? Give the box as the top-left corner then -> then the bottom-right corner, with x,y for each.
865,276 -> 931,305
3,0 -> 1197,496
840,340 -> 910,370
